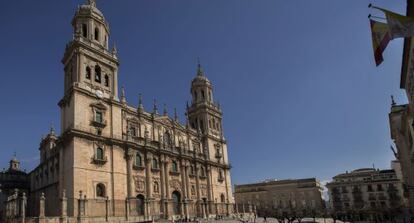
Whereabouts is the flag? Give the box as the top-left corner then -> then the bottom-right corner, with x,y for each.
370,19 -> 391,66
372,6 -> 414,39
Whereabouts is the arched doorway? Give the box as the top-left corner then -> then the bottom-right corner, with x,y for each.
136,194 -> 145,216
172,191 -> 181,215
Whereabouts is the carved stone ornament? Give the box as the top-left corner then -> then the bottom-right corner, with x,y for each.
133,175 -> 146,193
169,179 -> 182,191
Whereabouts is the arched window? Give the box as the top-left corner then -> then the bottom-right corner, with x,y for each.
220,194 -> 225,203
94,27 -> 100,41
171,161 -> 178,172
96,147 -> 104,160
201,90 -> 205,99
135,154 -> 142,167
194,91 -> 198,101
82,24 -> 87,38
172,191 -> 181,215
200,167 -> 205,177
104,74 -> 109,87
219,170 -> 224,179
85,66 -> 91,79
136,194 -> 145,215
191,185 -> 196,196
152,158 -> 159,169
153,182 -> 159,193
95,65 -> 101,83
96,183 -> 106,198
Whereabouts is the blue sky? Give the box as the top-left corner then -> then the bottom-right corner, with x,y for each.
0,0 -> 407,186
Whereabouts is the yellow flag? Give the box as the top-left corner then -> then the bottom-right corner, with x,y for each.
370,19 -> 391,66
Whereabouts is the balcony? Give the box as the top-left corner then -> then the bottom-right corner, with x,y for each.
90,119 -> 107,128
92,156 -> 108,165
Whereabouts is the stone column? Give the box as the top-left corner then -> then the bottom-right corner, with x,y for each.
206,166 -> 213,216
126,149 -> 134,199
160,157 -> 166,218
60,190 -> 67,223
21,192 -> 27,223
180,161 -> 189,219
164,159 -> 170,218
145,153 -> 153,220
195,165 -> 201,217
105,196 -> 110,222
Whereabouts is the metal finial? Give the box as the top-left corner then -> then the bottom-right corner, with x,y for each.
197,58 -> 204,76
391,95 -> 396,106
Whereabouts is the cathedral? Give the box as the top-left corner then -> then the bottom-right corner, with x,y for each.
2,0 -> 234,222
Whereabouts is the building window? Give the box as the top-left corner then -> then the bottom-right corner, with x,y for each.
135,154 -> 142,167
94,27 -> 99,41
201,90 -> 205,99
95,110 -> 103,123
82,24 -> 87,38
171,161 -> 178,172
96,147 -> 104,160
377,184 -> 383,191
86,66 -> 91,79
191,185 -> 196,196
367,184 -> 373,192
152,158 -> 159,169
220,194 -> 225,203
95,65 -> 101,83
190,165 -> 195,175
104,74 -> 109,87
96,183 -> 106,198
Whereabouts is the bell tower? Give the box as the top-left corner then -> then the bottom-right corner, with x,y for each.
60,0 -> 119,133
61,0 -> 119,100
187,62 -> 223,136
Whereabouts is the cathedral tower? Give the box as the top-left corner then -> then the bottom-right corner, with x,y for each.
60,0 -> 119,132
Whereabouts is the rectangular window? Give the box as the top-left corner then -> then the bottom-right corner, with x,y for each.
95,110 -> 103,123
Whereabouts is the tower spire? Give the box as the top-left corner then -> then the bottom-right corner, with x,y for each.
121,86 -> 126,104
153,99 -> 158,115
138,93 -> 144,113
163,103 -> 168,116
174,108 -> 179,122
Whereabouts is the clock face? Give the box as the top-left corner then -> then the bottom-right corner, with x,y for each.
96,90 -> 103,98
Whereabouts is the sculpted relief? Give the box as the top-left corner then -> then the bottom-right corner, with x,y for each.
169,179 -> 182,192
134,175 -> 146,193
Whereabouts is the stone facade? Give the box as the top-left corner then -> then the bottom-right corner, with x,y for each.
326,166 -> 407,221
234,178 -> 324,218
388,0 -> 414,215
4,0 -> 234,222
